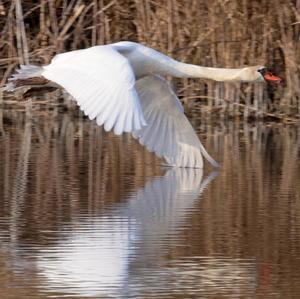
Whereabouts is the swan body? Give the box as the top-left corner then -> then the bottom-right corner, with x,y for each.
5,41 -> 281,168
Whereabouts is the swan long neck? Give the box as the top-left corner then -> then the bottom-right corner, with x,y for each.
115,43 -> 260,82
170,61 -> 247,82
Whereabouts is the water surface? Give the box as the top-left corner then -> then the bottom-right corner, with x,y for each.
0,106 -> 300,298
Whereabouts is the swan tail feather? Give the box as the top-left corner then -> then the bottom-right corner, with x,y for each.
4,65 -> 46,92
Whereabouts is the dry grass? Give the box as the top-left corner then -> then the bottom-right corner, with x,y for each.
0,0 -> 300,120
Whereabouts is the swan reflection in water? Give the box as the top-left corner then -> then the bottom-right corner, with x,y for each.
34,169 -> 254,298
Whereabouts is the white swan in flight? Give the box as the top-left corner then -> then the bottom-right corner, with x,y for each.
5,41 -> 282,168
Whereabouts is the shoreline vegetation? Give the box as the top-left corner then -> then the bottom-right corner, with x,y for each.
0,0 -> 300,122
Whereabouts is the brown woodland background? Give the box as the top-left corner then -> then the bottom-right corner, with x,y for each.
1,0 -> 300,120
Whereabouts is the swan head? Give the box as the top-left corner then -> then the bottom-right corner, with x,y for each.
257,67 -> 282,84
244,66 -> 282,83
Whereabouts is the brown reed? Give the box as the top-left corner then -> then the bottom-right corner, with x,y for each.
0,0 -> 300,120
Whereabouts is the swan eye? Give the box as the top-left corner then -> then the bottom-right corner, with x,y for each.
257,67 -> 267,75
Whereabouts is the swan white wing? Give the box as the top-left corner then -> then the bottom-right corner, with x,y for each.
42,45 -> 146,135
133,76 -> 219,168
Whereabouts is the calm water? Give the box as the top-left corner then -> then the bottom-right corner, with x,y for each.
0,105 -> 300,298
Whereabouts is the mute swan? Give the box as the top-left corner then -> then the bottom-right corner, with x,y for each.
5,41 -> 281,168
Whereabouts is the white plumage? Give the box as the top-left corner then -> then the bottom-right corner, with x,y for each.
42,45 -> 146,135
6,41 -> 279,168
134,76 -> 218,168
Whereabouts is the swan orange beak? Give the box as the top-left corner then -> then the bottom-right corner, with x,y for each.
263,72 -> 282,84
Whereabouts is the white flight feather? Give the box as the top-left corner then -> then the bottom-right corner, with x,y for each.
42,45 -> 146,135
133,75 -> 219,168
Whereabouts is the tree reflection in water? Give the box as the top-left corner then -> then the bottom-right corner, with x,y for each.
0,108 -> 299,298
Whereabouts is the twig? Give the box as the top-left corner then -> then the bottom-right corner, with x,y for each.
58,4 -> 85,39
15,0 -> 29,64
